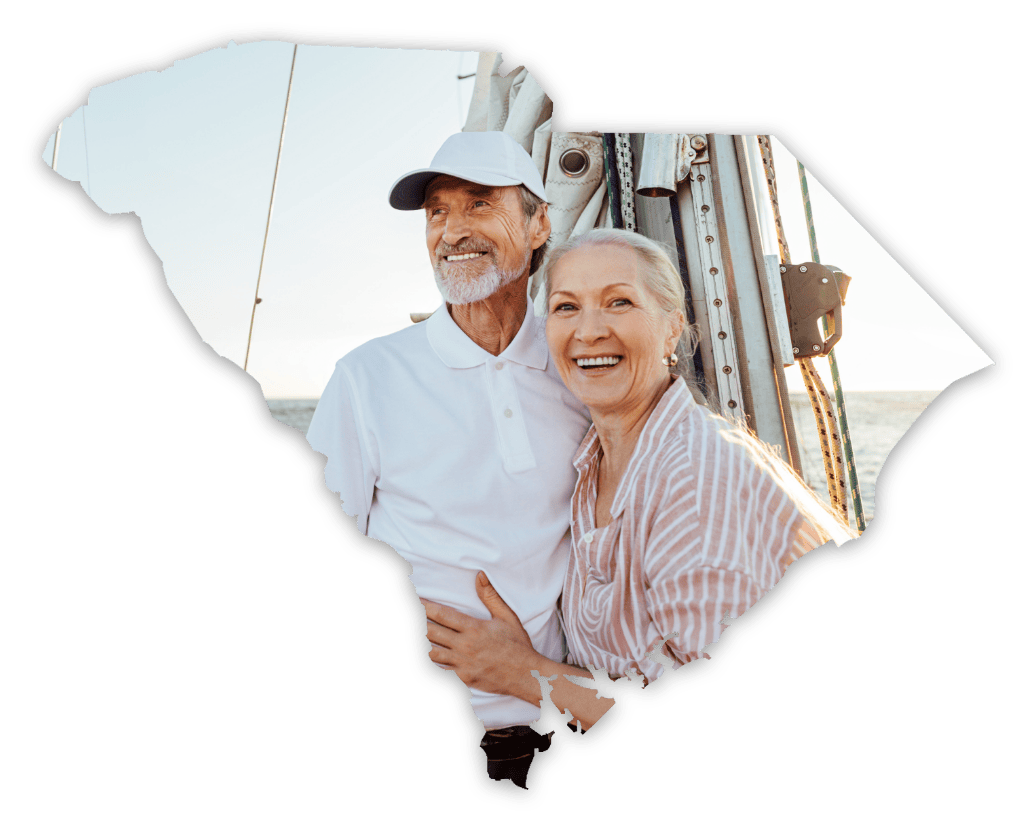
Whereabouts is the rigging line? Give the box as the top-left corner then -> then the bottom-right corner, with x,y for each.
797,161 -> 866,532
51,121 -> 63,170
614,134 -> 637,232
801,358 -> 847,518
757,136 -> 790,264
758,136 -> 848,521
82,105 -> 92,196
244,43 -> 299,374
601,133 -> 623,230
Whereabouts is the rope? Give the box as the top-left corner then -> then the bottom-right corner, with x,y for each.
800,358 -> 847,516
601,133 -> 638,231
757,136 -> 790,264
738,135 -> 803,475
797,162 -> 866,532
244,43 -> 298,373
757,136 -> 851,525
601,134 -> 623,229
614,134 -> 637,232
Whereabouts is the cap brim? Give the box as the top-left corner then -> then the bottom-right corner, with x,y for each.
388,167 -> 530,211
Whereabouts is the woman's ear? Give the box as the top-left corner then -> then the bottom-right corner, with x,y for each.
668,309 -> 687,351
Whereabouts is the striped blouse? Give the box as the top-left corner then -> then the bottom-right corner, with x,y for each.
561,378 -> 824,683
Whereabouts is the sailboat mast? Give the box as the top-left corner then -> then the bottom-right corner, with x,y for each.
51,122 -> 63,169
244,43 -> 299,373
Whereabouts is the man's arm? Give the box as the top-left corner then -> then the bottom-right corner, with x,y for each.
306,361 -> 377,534
423,573 -> 615,731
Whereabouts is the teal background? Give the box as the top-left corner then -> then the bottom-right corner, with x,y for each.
6,3 -> 1018,813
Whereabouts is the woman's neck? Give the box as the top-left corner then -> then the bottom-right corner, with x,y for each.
592,376 -> 675,491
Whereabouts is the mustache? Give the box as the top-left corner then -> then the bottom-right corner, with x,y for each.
434,239 -> 496,262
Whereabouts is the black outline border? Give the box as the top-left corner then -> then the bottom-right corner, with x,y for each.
22,24 -> 1010,809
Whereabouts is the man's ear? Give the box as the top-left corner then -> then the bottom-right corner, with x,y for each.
530,204 -> 552,250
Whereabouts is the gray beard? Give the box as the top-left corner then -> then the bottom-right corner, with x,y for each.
433,237 -> 531,305
434,260 -> 523,305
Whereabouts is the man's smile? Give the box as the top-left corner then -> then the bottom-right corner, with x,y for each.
444,251 -> 488,262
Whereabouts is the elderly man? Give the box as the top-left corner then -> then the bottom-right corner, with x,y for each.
306,131 -> 590,787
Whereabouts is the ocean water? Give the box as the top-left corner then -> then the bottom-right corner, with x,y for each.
266,399 -> 319,436
269,391 -> 942,527
788,391 -> 940,524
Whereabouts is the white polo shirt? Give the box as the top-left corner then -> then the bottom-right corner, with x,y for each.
306,304 -> 591,729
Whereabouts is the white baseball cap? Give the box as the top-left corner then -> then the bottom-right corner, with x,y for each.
388,131 -> 547,211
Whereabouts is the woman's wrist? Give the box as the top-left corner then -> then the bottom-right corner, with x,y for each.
509,653 -> 556,704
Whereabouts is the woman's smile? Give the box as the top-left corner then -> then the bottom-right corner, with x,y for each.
546,244 -> 681,420
574,355 -> 623,371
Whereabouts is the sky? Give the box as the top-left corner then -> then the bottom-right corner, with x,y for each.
43,41 -> 989,397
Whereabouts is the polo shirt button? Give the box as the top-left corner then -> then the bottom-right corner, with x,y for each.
583,531 -> 594,543
503,408 -> 513,418
495,361 -> 505,370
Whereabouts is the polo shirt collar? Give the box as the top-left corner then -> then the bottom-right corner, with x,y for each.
426,301 -> 549,370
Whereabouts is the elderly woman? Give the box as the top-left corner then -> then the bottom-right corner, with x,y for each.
424,229 -> 851,731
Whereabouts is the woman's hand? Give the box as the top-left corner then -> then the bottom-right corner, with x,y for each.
421,572 -> 546,703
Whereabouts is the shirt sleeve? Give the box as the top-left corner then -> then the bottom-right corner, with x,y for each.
305,362 -> 377,535
641,437 -> 812,667
644,559 -> 761,667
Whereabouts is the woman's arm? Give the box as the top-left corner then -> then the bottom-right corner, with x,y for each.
423,572 -> 614,731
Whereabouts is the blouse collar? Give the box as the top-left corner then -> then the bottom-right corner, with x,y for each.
572,377 -> 698,519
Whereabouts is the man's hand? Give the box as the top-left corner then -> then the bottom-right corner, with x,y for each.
421,572 -> 545,703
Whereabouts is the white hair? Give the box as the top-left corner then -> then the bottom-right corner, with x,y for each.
544,228 -> 698,358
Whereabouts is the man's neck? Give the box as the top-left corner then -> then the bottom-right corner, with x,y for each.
448,273 -> 530,357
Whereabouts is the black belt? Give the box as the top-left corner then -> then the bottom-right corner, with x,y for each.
480,726 -> 553,788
